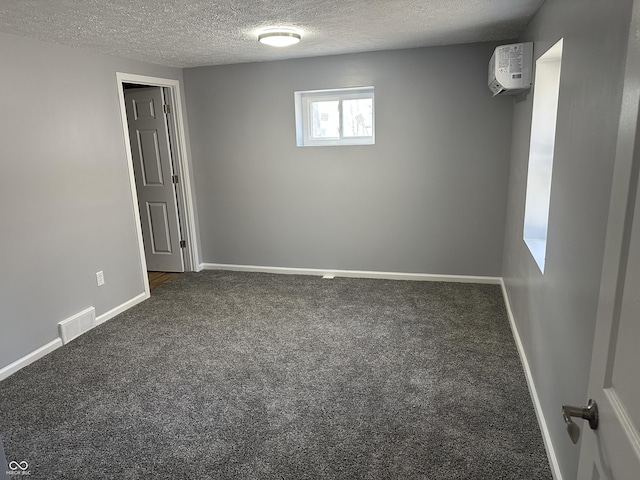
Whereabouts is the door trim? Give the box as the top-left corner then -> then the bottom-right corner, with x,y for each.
116,73 -> 200,293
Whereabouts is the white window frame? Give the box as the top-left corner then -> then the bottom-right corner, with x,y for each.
295,86 -> 375,147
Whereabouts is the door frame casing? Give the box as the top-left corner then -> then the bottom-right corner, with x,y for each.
116,73 -> 200,294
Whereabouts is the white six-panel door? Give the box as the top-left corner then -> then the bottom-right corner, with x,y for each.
124,87 -> 184,272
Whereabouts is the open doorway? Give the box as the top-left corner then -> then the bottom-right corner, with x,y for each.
116,73 -> 199,295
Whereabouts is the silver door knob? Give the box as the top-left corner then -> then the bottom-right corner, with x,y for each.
562,399 -> 599,444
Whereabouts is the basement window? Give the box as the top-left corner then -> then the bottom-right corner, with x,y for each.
523,39 -> 564,273
295,86 -> 375,146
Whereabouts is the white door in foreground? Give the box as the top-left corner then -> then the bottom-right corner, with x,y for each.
574,3 -> 640,478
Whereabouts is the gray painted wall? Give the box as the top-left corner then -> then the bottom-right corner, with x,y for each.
184,44 -> 514,276
502,0 -> 633,478
0,32 -> 187,370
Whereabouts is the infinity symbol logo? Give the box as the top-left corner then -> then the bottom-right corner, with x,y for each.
8,461 -> 29,471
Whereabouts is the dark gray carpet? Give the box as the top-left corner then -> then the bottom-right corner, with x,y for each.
0,271 -> 551,479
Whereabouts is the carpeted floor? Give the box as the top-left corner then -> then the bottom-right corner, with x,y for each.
0,271 -> 552,479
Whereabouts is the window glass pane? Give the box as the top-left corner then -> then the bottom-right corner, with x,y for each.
295,87 -> 374,146
310,100 -> 339,139
342,98 -> 373,137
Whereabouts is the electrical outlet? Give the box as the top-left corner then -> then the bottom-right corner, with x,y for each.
96,271 -> 105,287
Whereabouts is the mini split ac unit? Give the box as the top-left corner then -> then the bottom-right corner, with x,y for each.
489,42 -> 533,96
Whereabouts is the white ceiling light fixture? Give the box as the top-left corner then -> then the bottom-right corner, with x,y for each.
258,29 -> 301,47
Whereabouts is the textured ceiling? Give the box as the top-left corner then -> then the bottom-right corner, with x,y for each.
0,0 -> 545,68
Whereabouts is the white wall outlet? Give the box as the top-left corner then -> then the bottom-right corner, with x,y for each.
96,270 -> 105,286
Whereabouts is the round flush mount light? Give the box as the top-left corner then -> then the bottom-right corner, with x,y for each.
258,29 -> 301,47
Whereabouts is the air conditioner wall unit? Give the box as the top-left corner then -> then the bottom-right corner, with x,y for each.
489,42 -> 533,97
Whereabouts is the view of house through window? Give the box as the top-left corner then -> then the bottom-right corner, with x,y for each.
295,87 -> 374,146
523,39 -> 564,273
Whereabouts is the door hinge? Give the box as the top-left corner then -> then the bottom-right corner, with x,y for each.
163,104 -> 171,114
180,240 -> 186,248
172,174 -> 179,184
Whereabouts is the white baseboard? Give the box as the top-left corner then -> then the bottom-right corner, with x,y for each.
500,280 -> 562,480
1,292 -> 149,382
0,338 -> 63,382
96,291 -> 148,326
200,263 -> 501,284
